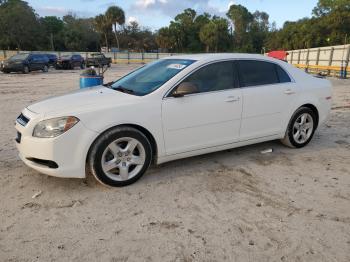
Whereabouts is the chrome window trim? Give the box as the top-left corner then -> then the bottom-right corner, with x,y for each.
163,58 -> 295,99
163,59 -> 238,99
235,59 -> 295,88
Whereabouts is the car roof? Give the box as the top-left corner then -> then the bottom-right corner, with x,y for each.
163,53 -> 280,63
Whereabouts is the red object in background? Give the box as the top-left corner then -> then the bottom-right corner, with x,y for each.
267,50 -> 289,61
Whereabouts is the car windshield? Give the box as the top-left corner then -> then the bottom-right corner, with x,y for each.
110,59 -> 195,96
9,53 -> 29,61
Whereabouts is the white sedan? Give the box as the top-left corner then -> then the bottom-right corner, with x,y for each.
15,54 -> 332,187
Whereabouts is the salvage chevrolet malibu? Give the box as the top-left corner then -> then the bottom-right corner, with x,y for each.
15,54 -> 332,187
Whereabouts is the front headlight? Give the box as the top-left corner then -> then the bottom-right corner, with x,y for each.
33,116 -> 79,138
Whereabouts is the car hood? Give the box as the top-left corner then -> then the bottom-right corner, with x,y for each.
27,86 -> 139,115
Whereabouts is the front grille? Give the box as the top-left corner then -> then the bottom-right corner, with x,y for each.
17,113 -> 30,127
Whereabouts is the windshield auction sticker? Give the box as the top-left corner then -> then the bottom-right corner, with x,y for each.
167,64 -> 187,70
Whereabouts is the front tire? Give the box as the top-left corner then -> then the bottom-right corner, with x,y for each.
87,126 -> 152,187
23,66 -> 29,74
42,65 -> 48,72
281,107 -> 317,148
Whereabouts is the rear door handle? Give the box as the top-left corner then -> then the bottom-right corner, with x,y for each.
225,96 -> 240,102
284,89 -> 295,95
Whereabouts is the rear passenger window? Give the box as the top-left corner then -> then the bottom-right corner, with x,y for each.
183,61 -> 235,93
276,65 -> 291,83
237,60 -> 279,87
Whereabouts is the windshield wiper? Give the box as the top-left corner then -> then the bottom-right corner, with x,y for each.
113,85 -> 135,95
103,81 -> 114,87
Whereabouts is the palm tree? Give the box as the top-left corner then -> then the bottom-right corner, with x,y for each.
105,6 -> 125,50
94,14 -> 110,50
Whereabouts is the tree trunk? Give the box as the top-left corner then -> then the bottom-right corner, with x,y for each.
50,33 -> 54,51
104,33 -> 108,51
113,24 -> 120,50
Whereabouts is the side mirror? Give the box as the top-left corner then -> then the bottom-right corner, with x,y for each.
172,82 -> 199,97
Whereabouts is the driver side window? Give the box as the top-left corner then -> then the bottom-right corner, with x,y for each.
182,61 -> 235,94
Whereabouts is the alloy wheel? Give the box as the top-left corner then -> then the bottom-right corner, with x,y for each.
101,137 -> 146,181
292,113 -> 314,144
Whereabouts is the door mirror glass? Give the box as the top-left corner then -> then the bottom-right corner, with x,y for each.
173,82 -> 199,97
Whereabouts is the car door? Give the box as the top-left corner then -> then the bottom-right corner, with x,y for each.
27,55 -> 35,70
30,55 -> 40,70
71,55 -> 77,67
162,61 -> 243,155
237,60 -> 295,140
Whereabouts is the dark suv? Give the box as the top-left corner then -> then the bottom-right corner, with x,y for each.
56,54 -> 85,69
1,53 -> 50,74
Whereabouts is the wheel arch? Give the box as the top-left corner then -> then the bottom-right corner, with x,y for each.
299,103 -> 319,128
86,123 -> 158,164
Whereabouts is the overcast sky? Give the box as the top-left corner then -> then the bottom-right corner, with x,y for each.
27,0 -> 319,30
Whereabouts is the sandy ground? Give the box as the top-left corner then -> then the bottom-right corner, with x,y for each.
0,65 -> 349,262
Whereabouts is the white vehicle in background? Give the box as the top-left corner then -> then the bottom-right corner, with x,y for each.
15,54 -> 332,187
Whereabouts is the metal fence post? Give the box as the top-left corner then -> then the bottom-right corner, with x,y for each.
290,51 -> 294,64
305,49 -> 310,72
142,52 -> 144,64
297,50 -> 301,64
128,50 -> 130,64
342,45 -> 350,78
328,47 -> 334,76
113,51 -> 116,63
157,52 -> 159,60
3,50 -> 6,59
316,48 -> 320,65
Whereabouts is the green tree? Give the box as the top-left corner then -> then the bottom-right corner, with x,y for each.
313,0 -> 350,16
105,5 -> 125,50
227,4 -> 253,49
94,14 -> 111,50
199,17 -> 230,52
61,14 -> 99,51
40,16 -> 64,50
0,0 -> 41,50
156,27 -> 176,51
248,11 -> 270,53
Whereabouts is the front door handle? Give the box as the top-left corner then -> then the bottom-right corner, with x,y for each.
225,96 -> 240,102
284,89 -> 295,95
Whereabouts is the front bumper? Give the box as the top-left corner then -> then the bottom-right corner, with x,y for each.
2,64 -> 24,72
15,108 -> 98,178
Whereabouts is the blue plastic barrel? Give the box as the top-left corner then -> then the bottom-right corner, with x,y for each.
80,75 -> 103,89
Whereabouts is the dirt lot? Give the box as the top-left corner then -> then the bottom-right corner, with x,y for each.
0,65 -> 349,262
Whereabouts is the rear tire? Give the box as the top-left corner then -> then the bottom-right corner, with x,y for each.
87,126 -> 152,187
281,107 -> 317,148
